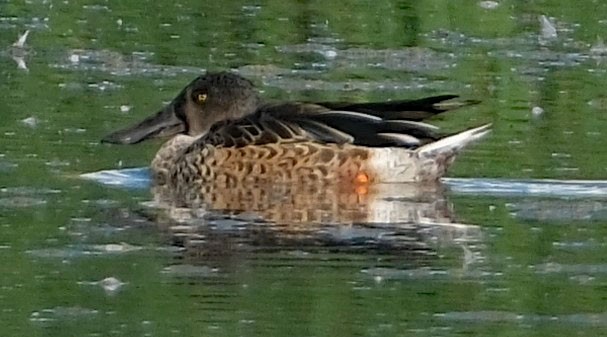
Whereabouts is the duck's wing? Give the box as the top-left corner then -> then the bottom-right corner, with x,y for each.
202,100 -> 449,149
202,103 -> 352,147
317,95 -> 479,121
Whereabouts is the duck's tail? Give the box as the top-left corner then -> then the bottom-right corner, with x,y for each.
400,124 -> 491,183
366,124 -> 491,183
417,124 -> 492,158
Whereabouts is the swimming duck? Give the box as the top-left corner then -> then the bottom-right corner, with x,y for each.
102,71 -> 490,186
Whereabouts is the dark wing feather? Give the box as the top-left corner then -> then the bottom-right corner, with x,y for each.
202,96 -> 477,149
317,95 -> 479,121
296,119 -> 355,143
202,107 -> 311,147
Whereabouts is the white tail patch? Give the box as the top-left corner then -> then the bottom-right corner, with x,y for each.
417,124 -> 491,158
366,124 -> 490,183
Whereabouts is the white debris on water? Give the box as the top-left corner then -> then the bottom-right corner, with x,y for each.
539,15 -> 557,40
478,1 -> 499,10
13,30 -> 29,48
21,116 -> 38,127
531,106 -> 544,117
99,277 -> 126,293
69,53 -> 80,63
94,242 -> 142,253
13,56 -> 27,70
77,277 -> 127,294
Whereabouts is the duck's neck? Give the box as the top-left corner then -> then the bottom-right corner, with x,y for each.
151,134 -> 198,184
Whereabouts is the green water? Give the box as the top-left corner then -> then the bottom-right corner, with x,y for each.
3,0 -> 607,336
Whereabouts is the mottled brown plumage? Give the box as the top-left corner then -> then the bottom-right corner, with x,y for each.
102,71 -> 490,187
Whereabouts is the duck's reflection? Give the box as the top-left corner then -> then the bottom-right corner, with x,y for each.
148,181 -> 482,261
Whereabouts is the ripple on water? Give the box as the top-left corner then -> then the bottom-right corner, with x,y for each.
361,265 -> 494,282
276,44 -> 451,72
30,306 -> 98,325
161,264 -> 219,278
0,160 -> 18,173
26,243 -> 143,259
0,186 -> 61,208
445,178 -> 607,198
436,311 -> 607,327
0,196 -> 46,208
0,187 -> 61,195
78,277 -> 127,295
508,199 -> 607,221
535,262 -> 607,275
51,49 -> 203,77
81,168 -> 607,199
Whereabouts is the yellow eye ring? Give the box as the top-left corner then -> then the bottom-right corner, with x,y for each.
197,93 -> 207,103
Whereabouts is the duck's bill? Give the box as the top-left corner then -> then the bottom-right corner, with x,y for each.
101,105 -> 185,144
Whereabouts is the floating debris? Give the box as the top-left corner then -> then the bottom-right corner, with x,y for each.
45,159 -> 70,167
92,242 -> 142,253
539,15 -> 557,41
531,106 -> 544,117
79,277 -> 126,295
12,30 -> 29,48
68,53 -> 79,63
461,245 -> 478,268
8,30 -> 30,70
551,152 -> 571,158
478,1 -> 499,10
21,116 -> 39,128
87,80 -> 123,91
13,55 -> 27,70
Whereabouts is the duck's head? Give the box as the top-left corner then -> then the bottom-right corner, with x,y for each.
102,71 -> 260,144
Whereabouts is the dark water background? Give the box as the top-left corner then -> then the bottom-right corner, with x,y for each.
2,0 -> 607,336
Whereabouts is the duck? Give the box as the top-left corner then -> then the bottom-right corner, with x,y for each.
101,71 -> 490,187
